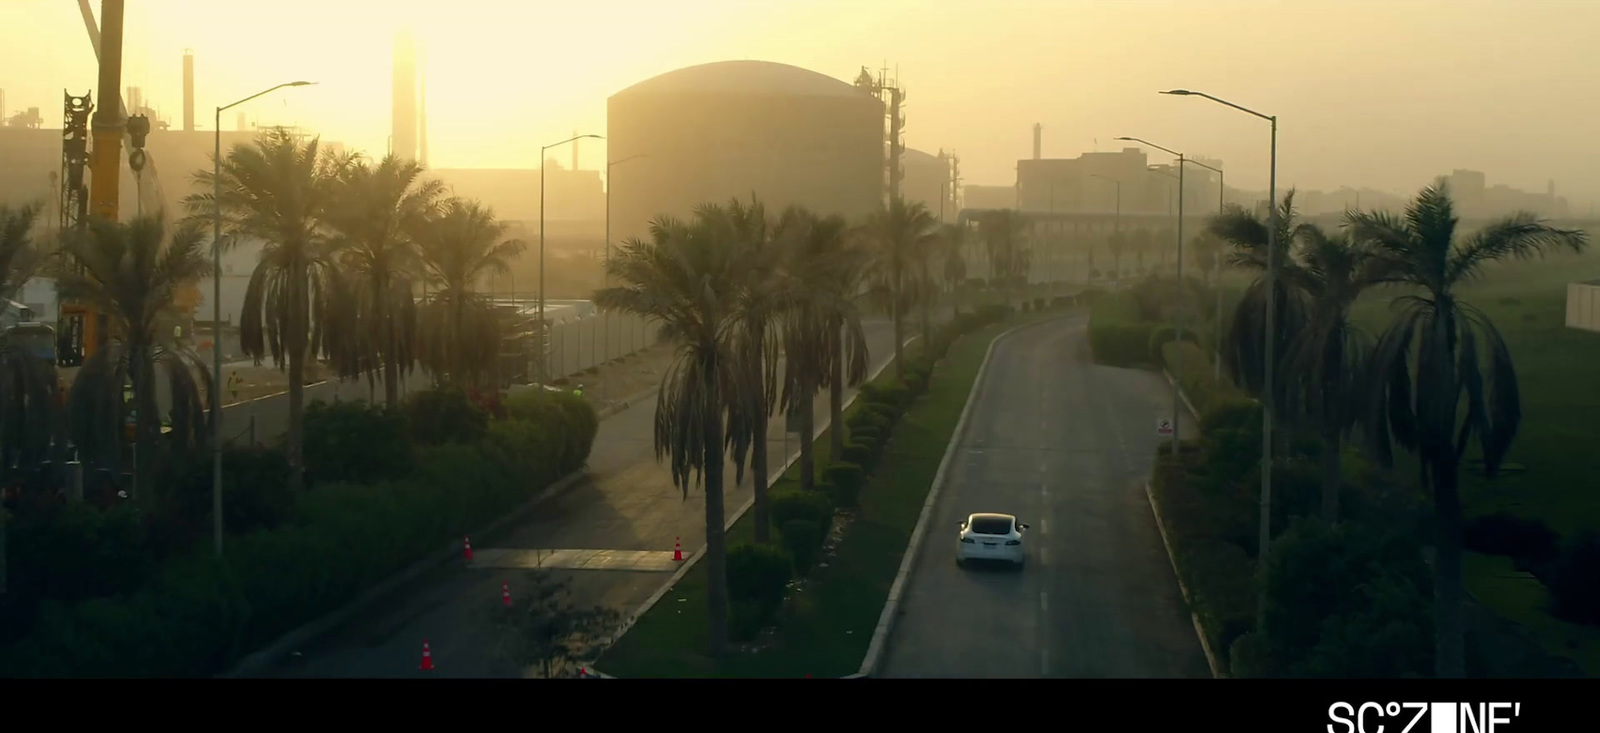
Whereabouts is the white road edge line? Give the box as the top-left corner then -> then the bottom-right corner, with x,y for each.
855,314 -> 1082,679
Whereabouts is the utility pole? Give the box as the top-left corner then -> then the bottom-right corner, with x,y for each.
888,86 -> 904,203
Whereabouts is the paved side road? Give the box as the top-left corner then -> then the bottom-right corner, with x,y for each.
255,315 -> 940,678
881,316 -> 1209,678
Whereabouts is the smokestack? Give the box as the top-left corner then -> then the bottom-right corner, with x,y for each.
418,44 -> 428,166
391,30 -> 418,161
182,50 -> 194,131
1033,123 -> 1041,160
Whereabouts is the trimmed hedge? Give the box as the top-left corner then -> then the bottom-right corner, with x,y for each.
1088,291 -> 1160,367
0,390 -> 599,678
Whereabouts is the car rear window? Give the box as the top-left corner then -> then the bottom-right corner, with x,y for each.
970,516 -> 1013,535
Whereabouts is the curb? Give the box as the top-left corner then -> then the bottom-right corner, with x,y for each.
855,314 -> 1070,679
223,387 -> 651,678
1155,366 -> 1227,679
589,330 -> 927,678
223,467 -> 589,678
595,386 -> 660,420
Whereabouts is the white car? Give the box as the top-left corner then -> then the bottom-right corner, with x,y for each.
956,513 -> 1029,569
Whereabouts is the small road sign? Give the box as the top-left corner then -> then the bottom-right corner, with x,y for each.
1156,418 -> 1174,436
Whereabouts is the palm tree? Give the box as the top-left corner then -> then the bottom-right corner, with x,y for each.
187,128 -> 343,492
412,198 -> 524,389
702,197 -> 782,543
1349,179 -> 1587,678
595,213 -> 761,658
980,209 -> 1029,303
323,154 -> 444,407
864,198 -> 939,378
777,207 -> 869,493
1208,191 -> 1313,417
940,223 -> 968,317
1277,226 -> 1394,522
55,214 -> 212,501
0,203 -> 57,493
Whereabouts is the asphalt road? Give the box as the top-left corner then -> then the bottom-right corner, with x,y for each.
254,315 -> 937,678
880,316 -> 1209,679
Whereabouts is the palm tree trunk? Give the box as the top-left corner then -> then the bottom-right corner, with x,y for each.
286,269 -> 308,493
702,352 -> 730,657
919,261 -> 932,351
892,267 -> 904,380
751,326 -> 770,545
1433,456 -> 1466,678
799,372 -> 816,492
380,274 -> 399,408
1319,423 -> 1342,523
131,339 -> 156,505
829,325 -> 844,459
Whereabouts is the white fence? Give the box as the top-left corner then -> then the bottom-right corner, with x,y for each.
546,311 -> 658,380
1566,281 -> 1600,333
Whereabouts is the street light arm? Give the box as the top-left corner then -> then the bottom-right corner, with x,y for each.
1183,159 -> 1222,175
221,81 -> 316,113
609,153 -> 648,169
1115,136 -> 1181,159
545,133 -> 604,152
1160,89 -> 1273,122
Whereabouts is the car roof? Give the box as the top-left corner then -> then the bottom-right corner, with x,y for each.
968,513 -> 1016,523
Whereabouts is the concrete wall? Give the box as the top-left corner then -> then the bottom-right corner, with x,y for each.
1567,281 -> 1600,333
217,310 -> 660,445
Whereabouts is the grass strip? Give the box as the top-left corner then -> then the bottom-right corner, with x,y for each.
598,313 -> 1053,677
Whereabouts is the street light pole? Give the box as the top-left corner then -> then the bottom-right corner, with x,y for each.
211,80 -> 313,558
540,133 -> 604,384
1120,137 -> 1186,454
603,152 -> 645,398
1162,88 -> 1277,626
1181,157 -> 1226,379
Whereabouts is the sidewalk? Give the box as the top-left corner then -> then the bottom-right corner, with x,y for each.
253,316 -> 938,678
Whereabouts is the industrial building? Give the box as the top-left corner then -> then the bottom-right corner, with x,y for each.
605,60 -> 886,243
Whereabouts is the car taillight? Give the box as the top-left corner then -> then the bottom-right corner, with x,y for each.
961,538 -> 976,544
1005,540 -> 1021,546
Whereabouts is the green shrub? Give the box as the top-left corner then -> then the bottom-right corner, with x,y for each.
1463,512 -> 1562,574
839,440 -> 872,469
1148,325 -> 1201,368
0,400 -> 598,678
1087,292 -> 1159,367
729,598 -> 767,643
770,488 -> 833,536
780,519 -> 824,575
860,382 -> 911,414
726,543 -> 792,627
850,425 -> 883,447
1548,531 -> 1600,626
824,463 -> 865,506
404,387 -> 490,445
303,399 -> 411,485
1,502 -> 155,646
1251,518 -> 1433,678
161,445 -> 295,546
825,478 -> 859,510
505,388 -> 599,470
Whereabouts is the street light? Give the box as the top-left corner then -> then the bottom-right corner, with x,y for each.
1161,88 -> 1277,625
603,152 -> 647,397
540,133 -> 604,383
1120,136 -> 1187,454
211,80 -> 314,558
1180,157 -> 1226,379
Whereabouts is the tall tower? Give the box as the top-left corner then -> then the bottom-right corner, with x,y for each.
417,43 -> 428,166
391,30 -> 418,161
182,49 -> 194,131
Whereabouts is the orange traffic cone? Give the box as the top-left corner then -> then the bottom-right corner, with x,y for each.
673,537 -> 683,562
502,582 -> 511,607
419,640 -> 435,671
463,536 -> 473,561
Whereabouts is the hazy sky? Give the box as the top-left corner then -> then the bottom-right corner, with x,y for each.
5,0 -> 1599,208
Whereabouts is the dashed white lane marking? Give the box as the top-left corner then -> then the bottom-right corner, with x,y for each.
1039,546 -> 1049,565
1040,483 -> 1048,498
1040,518 -> 1049,535
1040,591 -> 1049,612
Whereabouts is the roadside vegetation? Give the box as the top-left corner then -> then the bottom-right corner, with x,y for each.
1094,179 -> 1598,677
